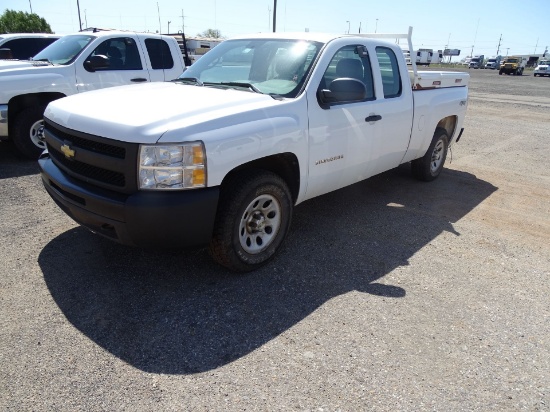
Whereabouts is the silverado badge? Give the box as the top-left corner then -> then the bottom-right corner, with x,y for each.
60,144 -> 75,159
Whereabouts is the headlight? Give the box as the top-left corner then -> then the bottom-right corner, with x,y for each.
138,142 -> 206,190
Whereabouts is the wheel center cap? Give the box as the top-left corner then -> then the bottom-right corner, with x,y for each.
248,211 -> 266,232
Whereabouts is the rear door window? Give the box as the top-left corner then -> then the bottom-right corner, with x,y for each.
375,47 -> 402,98
145,39 -> 174,70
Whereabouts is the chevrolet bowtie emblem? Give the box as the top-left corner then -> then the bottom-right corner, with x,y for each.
60,144 -> 75,159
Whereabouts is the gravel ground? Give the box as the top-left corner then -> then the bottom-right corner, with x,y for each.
1,68 -> 549,411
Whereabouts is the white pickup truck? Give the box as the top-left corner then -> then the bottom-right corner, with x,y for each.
39,28 -> 469,272
0,29 -> 185,158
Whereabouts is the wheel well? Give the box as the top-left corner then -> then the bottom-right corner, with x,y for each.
222,153 -> 301,203
8,92 -> 66,128
436,116 -> 458,140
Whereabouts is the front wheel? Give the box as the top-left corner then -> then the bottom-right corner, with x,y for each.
209,170 -> 293,272
411,128 -> 449,182
11,105 -> 47,159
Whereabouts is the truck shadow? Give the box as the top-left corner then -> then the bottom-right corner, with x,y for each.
38,166 -> 497,374
0,142 -> 40,178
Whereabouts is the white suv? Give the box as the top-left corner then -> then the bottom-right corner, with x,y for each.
533,60 -> 550,77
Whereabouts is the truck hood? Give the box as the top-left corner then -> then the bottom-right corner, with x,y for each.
0,59 -> 50,71
45,82 -> 285,144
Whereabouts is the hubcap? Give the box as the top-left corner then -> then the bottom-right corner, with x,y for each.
430,139 -> 445,173
30,120 -> 46,149
239,194 -> 281,254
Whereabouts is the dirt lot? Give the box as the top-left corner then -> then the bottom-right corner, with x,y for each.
1,68 -> 549,411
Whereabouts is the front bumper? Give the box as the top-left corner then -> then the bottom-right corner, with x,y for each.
39,154 -> 220,248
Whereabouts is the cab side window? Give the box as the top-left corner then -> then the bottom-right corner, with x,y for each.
375,47 -> 402,98
319,45 -> 374,101
2,38 -> 58,60
87,37 -> 142,70
145,39 -> 174,70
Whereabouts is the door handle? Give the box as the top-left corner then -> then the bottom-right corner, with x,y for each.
131,78 -> 148,82
365,114 -> 382,122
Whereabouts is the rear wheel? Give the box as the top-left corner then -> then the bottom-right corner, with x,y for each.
11,105 -> 47,159
209,170 -> 293,272
411,128 -> 449,182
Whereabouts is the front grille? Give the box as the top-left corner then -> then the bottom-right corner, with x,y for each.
49,148 -> 126,187
48,124 -> 126,159
44,119 -> 139,194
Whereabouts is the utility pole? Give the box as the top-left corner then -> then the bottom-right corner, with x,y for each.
534,37 -> 539,54
273,0 -> 277,32
496,34 -> 502,56
180,9 -> 185,33
168,21 -> 171,34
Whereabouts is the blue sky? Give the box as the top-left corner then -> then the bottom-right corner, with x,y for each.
3,0 -> 549,58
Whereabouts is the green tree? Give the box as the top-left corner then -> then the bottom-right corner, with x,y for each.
0,9 -> 53,34
197,28 -> 224,39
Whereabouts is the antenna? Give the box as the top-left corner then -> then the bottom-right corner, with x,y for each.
157,2 -> 161,34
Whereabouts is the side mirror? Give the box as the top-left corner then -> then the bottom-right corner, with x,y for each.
317,78 -> 368,108
84,54 -> 110,72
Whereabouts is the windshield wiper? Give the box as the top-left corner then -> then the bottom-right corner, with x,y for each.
174,77 -> 203,86
218,82 -> 262,94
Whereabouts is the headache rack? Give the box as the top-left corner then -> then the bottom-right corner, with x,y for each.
351,27 -> 469,90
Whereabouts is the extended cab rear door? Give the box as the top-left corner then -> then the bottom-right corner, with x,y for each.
304,40 -> 412,200
136,36 -> 183,81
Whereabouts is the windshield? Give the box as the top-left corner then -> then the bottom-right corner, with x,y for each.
539,60 -> 550,65
179,38 -> 323,98
33,35 -> 94,65
505,58 -> 518,63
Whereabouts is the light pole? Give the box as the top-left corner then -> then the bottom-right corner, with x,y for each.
168,21 -> 171,34
375,18 -> 378,33
346,20 -> 350,34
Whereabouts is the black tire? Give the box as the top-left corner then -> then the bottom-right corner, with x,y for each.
11,105 -> 47,159
209,170 -> 293,272
499,70 -> 503,75
411,128 -> 449,182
